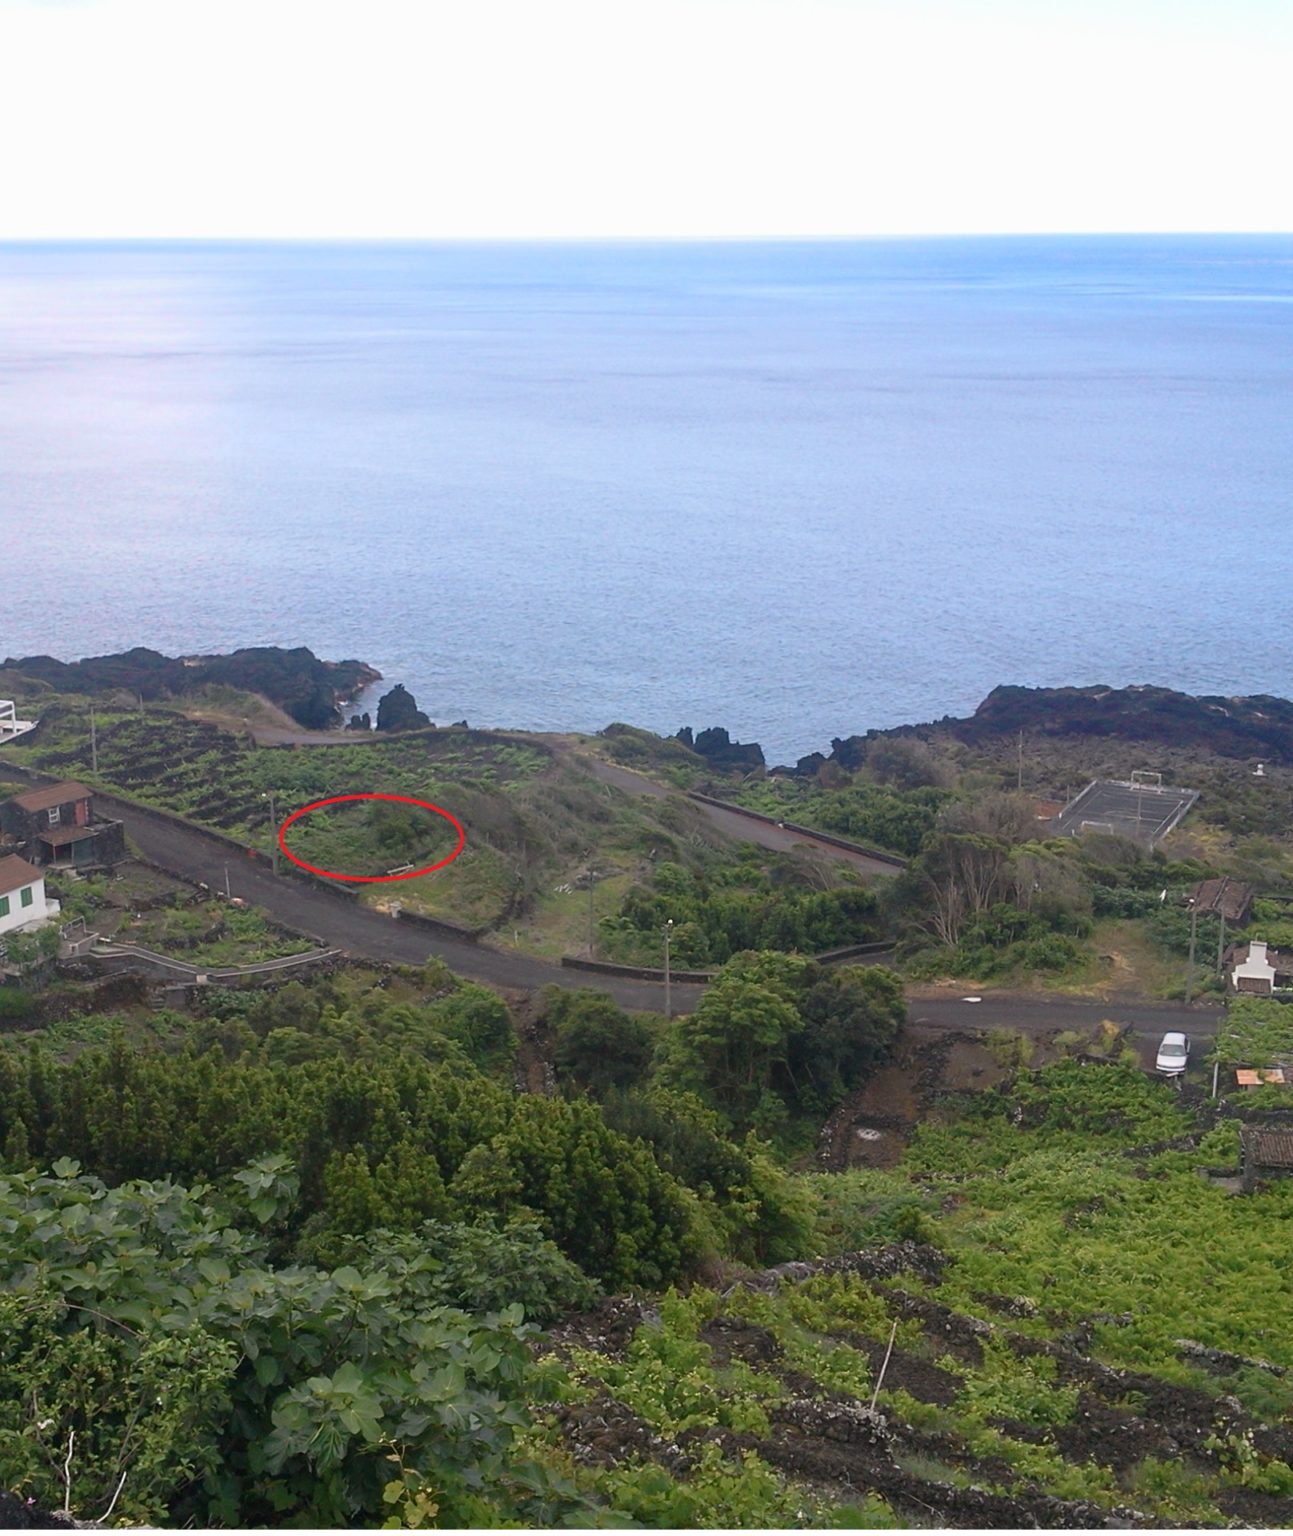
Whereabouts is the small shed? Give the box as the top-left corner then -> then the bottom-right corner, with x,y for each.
1190,877 -> 1254,927
1240,1127 -> 1293,1193
0,782 -> 125,871
1,781 -> 94,841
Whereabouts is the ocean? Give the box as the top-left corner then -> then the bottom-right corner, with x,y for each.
1,235 -> 1290,764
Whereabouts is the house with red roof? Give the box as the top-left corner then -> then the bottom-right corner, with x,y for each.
0,781 -> 125,870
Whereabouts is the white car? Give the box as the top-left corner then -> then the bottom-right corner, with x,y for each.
1155,1031 -> 1189,1075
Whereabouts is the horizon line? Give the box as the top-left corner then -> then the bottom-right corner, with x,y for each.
3,228 -> 1292,247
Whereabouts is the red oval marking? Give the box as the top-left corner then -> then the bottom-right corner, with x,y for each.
278,793 -> 465,883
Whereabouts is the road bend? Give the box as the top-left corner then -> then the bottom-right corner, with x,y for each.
89,789 -> 1225,1036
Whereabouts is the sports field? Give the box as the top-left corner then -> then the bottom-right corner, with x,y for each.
1051,777 -> 1199,847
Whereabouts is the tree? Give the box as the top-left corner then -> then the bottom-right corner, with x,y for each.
787,963 -> 905,1112
548,989 -> 655,1098
864,736 -> 947,790
663,975 -> 801,1131
432,985 -> 516,1072
0,1159 -> 580,1528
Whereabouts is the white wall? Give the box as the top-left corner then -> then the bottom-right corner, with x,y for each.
1231,940 -> 1277,992
0,873 -> 54,938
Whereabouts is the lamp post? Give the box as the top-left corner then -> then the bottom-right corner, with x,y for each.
1184,898 -> 1198,1006
663,918 -> 674,1020
263,790 -> 279,876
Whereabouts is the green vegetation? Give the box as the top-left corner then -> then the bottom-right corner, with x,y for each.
113,900 -> 308,965
10,688 -> 1293,1523
734,777 -> 947,858
598,854 -> 881,968
529,1058 -> 1293,1527
658,952 -> 905,1135
0,1160 -> 597,1527
1210,995 -> 1293,1070
5,948 -> 1293,1524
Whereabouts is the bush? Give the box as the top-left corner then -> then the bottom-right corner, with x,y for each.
0,987 -> 36,1025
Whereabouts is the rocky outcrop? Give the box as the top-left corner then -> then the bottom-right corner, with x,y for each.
0,647 -> 381,730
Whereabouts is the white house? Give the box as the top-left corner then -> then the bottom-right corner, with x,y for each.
0,854 -> 60,939
1228,939 -> 1293,995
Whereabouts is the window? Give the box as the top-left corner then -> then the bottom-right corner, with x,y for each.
20,887 -> 33,908
0,895 -> 8,918
48,806 -> 61,826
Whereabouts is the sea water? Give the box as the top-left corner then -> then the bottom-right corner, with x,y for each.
1,235 -> 1290,763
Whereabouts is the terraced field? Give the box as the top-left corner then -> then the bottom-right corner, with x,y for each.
532,1061 -> 1293,1528
3,707 -> 735,935
16,710 -> 547,836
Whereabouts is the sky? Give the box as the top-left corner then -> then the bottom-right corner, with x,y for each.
1,0 -> 1290,239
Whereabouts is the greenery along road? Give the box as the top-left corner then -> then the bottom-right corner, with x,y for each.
90,785 -> 706,1011
580,757 -> 904,877
92,782 -> 1225,1039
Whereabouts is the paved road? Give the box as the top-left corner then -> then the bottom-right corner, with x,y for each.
96,789 -> 708,1012
105,788 -> 1230,1039
581,757 -> 902,879
908,992 -> 1224,1043
2,747 -> 1207,1034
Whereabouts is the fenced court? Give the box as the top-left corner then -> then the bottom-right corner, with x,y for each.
1051,772 -> 1199,848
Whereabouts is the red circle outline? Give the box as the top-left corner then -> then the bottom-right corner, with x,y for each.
277,793 -> 466,883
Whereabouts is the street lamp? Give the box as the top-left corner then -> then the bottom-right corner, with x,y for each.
663,919 -> 674,1020
262,790 -> 279,876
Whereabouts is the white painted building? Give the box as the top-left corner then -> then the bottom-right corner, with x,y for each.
1228,939 -> 1293,995
0,854 -> 60,939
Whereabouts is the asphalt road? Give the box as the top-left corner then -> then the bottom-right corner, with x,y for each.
908,992 -> 1224,1044
3,748 -> 1200,1040
96,790 -> 708,1012
95,788 -> 1229,1040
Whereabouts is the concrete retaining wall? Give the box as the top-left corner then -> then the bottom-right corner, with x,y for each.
83,940 -> 342,985
560,955 -> 716,984
560,939 -> 893,984
394,905 -> 487,942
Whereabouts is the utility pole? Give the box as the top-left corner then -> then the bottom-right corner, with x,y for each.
1017,729 -> 1023,793
663,918 -> 674,1020
263,790 -> 279,876
89,708 -> 98,777
585,853 -> 595,958
1184,899 -> 1198,1005
224,864 -> 231,900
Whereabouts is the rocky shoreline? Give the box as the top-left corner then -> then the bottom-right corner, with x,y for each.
0,646 -> 382,731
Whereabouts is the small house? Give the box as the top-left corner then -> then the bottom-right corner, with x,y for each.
1240,1127 -> 1293,1193
1226,940 -> 1293,996
0,854 -> 59,939
0,782 -> 126,870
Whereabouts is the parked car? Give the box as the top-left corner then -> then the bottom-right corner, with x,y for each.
1155,1031 -> 1190,1075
